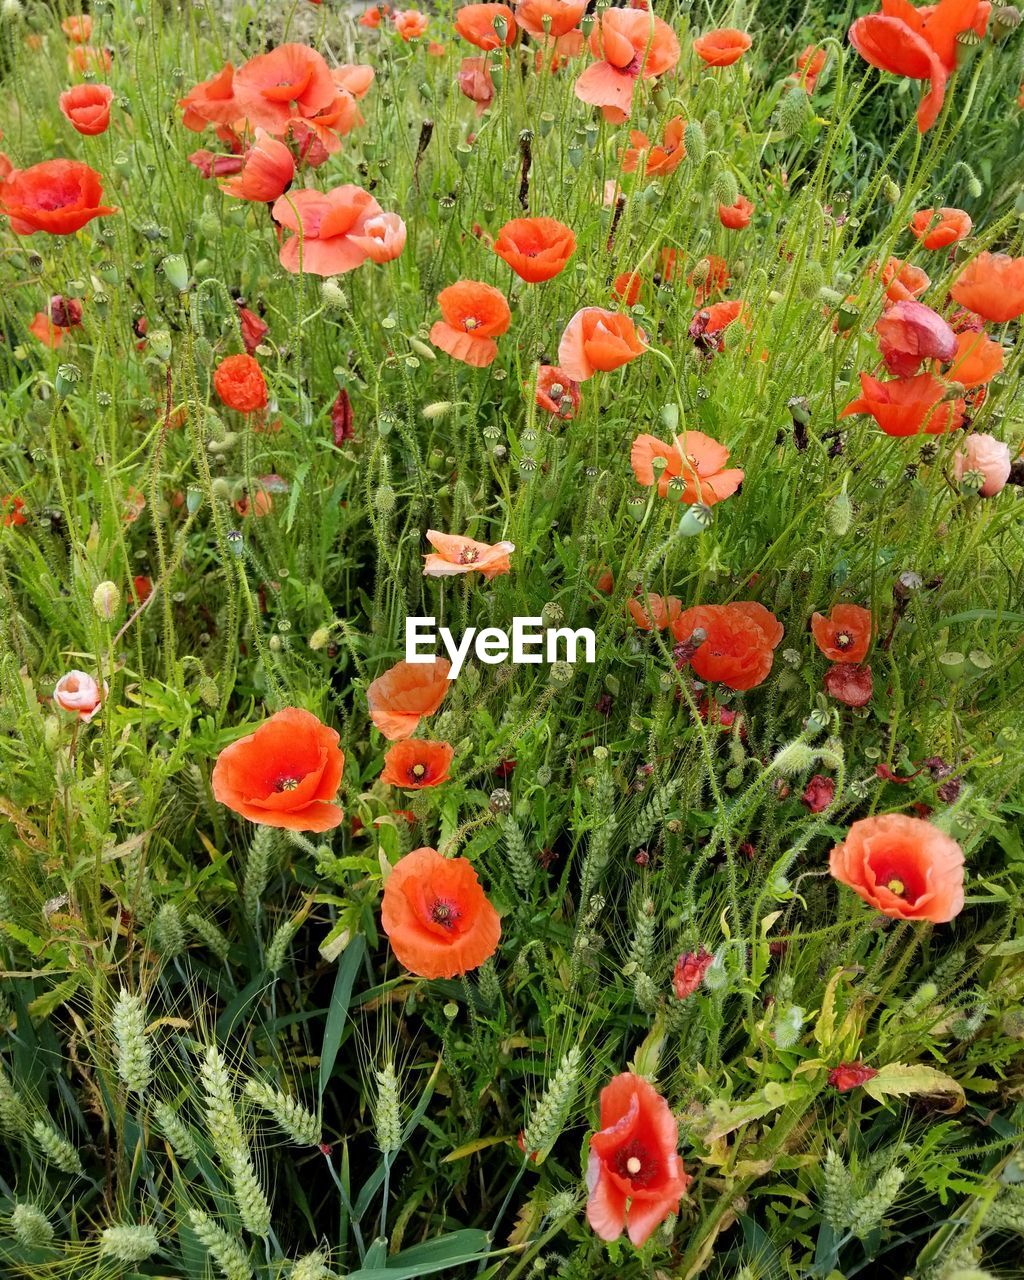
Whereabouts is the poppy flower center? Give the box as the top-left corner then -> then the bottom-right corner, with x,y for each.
410,762 -> 427,779
458,547 -> 480,564
624,53 -> 643,77
835,631 -> 853,649
274,775 -> 302,792
464,317 -> 479,331
886,878 -> 906,896
613,1139 -> 657,1187
429,897 -> 461,928
36,186 -> 78,211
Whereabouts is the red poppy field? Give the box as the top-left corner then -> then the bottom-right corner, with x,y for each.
1,0 -> 1023,1277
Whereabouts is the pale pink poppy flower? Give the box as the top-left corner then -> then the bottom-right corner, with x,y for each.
54,670 -> 107,722
954,433 -> 1012,497
422,531 -> 515,579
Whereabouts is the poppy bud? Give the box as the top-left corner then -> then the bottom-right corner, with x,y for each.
161,254 -> 190,292
776,85 -> 809,137
684,121 -> 706,164
375,485 -> 396,514
883,177 -> 900,205
725,765 -> 745,789
92,580 -> 120,620
712,169 -> 739,207
455,143 -> 472,169
148,330 -> 172,362
408,336 -> 436,361
773,741 -> 816,777
661,403 -> 679,432
198,210 -> 220,239
113,151 -> 132,177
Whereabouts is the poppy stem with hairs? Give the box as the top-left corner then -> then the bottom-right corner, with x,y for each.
646,345 -> 686,433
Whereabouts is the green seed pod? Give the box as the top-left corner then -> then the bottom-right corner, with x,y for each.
939,651 -> 966,680
161,254 -> 190,291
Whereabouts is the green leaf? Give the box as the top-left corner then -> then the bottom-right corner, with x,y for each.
703,1081 -> 811,1142
862,1062 -> 965,1112
319,933 -> 366,1102
345,1229 -> 491,1278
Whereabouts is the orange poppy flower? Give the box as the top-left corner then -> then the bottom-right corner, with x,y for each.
586,1073 -> 691,1246
214,353 -> 267,413
849,0 -> 990,132
212,708 -> 344,832
534,364 -> 581,419
493,216 -> 575,282
718,194 -> 754,229
840,371 -> 964,436
811,604 -> 873,663
220,130 -> 295,202
574,10 -> 680,123
909,206 -> 971,249
621,116 -> 685,176
381,740 -> 455,789
949,252 -> 1024,323
334,64 -> 376,99
381,846 -> 501,978
515,0 -> 586,38
945,329 -> 1003,387
62,15 -> 92,41
429,280 -> 511,367
872,256 -> 930,303
0,160 -> 116,235
393,9 -> 429,38
671,602 -> 783,691
627,592 -> 682,630
829,813 -> 964,923
630,431 -> 743,504
423,530 -> 515,578
558,307 -> 646,381
235,488 -> 273,518
693,28 -> 752,66
29,311 -> 64,348
179,63 -> 243,133
613,272 -> 642,306
59,84 -> 114,136
272,184 -> 385,275
361,6 -> 384,26
687,254 -> 729,304
794,44 -> 827,91
456,3 -> 516,48
68,46 -> 112,76
231,43 -> 338,134
367,658 -> 451,740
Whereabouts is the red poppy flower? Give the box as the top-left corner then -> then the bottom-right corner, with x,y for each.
231,43 -> 339,134
238,305 -> 268,356
949,252 -> 1024,324
621,116 -> 685,176
875,300 -> 956,377
0,159 -> 116,235
361,6 -> 384,26
627,592 -> 682,630
849,0 -> 990,132
220,129 -> 295,202
133,575 -> 153,604
828,1062 -> 878,1092
381,739 -> 454,789
693,27 -> 752,66
456,3 -> 516,48
558,308 -> 646,381
212,707 -> 345,831
381,846 -> 501,978
67,46 -> 112,76
423,531 -> 515,579
29,312 -> 64,348
348,211 -> 406,264
574,10 -> 680,123
59,83 -> 114,136
214,353 -> 268,414
840,371 -> 964,436
272,184 -> 386,276
2,495 -> 27,527
515,0 -> 586,37
493,216 -> 576,283
534,365 -> 581,419
671,602 -> 783,691
824,662 -> 873,706
794,44 -> 828,91
586,1073 -> 691,1246
945,329 -> 1003,387
829,813 -> 964,922
613,272 -> 642,306
430,280 -> 510,367
367,658 -> 451,740
909,206 -> 971,249
179,63 -> 244,132
630,431 -> 743,504
718,194 -> 754,229
62,15 -> 92,42
874,257 -> 930,303
672,947 -> 713,999
811,604 -> 873,663
49,295 -> 83,329
802,774 -> 836,813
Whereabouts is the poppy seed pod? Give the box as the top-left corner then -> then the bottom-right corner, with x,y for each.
161,254 -> 189,291
55,363 -> 82,397
991,4 -> 1021,36
938,651 -> 966,680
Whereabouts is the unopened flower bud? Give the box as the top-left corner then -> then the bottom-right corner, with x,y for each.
773,741 -> 816,777
92,580 -> 120,621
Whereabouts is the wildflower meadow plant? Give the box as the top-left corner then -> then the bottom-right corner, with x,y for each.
0,0 -> 1023,1277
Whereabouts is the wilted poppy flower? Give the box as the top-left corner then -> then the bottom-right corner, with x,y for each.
214,353 -> 268,413
2,495 -> 27,527
59,83 -> 114,136
458,57 -> 495,112
586,1073 -> 691,1246
381,739 -> 455,789
558,307 -> 646,381
231,43 -> 338,134
494,216 -> 575,282
840,371 -> 964,436
811,604 -> 873,663
627,593 -> 682,630
515,0 -> 586,37
630,431 -> 743,504
48,295 -> 83,329
220,130 -> 295,201
672,947 -> 713,999
272,184 -> 385,275
456,3 -> 516,48
423,530 -> 515,578
945,329 -> 1003,387
954,432 -> 1011,496
849,0 -> 990,132
824,662 -> 873,706
829,813 -> 964,922
393,9 -> 429,38
621,116 -> 685,176
29,312 -> 64,348
671,602 -> 783,691
381,846 -> 501,978
718,194 -> 754,229
693,27 -> 752,66
794,44 -> 828,91
689,300 -> 751,354
212,707 -> 344,831
950,252 -> 1024,323
238,305 -> 268,356
613,272 -> 642,306
802,774 -> 836,813
535,365 -> 581,419
62,15 -> 92,41
687,254 -> 729,305
367,658 -> 451,740
828,1062 -> 878,1092
574,10 -> 680,123
910,206 -> 971,249
430,280 -> 511,367
0,159 -> 116,235
876,300 -> 956,377
54,670 -> 106,723
874,257 -> 930,303
187,148 -> 245,179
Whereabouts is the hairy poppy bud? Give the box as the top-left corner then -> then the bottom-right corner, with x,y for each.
309,627 -> 331,651
773,741 -> 816,777
684,121 -> 706,165
712,169 -> 739,207
92,581 -> 120,620
883,177 -> 900,205
776,85 -> 809,137
828,476 -> 853,535
374,485 -> 396,514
